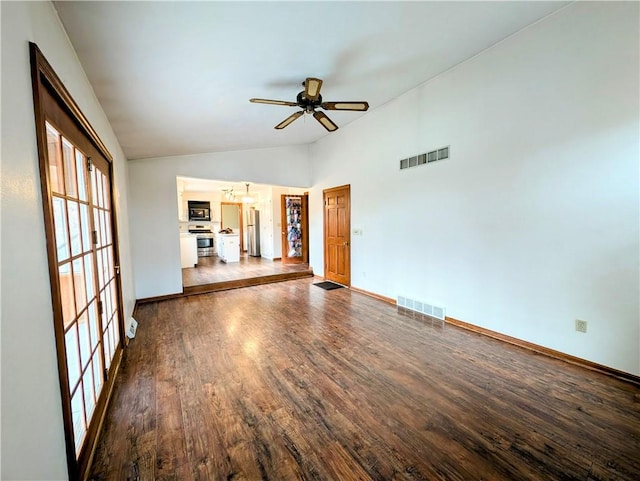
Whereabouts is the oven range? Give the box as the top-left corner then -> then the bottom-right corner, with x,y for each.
188,225 -> 216,257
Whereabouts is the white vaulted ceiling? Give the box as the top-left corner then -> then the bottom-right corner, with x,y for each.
53,1 -> 568,160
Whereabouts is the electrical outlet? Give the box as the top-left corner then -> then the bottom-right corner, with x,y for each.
575,319 -> 588,333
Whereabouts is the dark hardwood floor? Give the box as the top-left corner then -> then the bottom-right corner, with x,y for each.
182,253 -> 311,288
90,278 -> 640,480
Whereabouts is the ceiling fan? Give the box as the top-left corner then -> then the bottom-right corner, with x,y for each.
250,77 -> 369,132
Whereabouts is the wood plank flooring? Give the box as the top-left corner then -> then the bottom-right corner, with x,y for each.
90,278 -> 640,480
182,254 -> 311,288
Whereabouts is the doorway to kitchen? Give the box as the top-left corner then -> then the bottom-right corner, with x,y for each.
177,177 -> 313,293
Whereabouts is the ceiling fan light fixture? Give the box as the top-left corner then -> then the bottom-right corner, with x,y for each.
251,77 -> 367,132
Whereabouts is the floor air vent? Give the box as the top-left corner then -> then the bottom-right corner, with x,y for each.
399,145 -> 449,170
397,295 -> 446,320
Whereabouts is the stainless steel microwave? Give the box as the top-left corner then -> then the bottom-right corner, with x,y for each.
188,201 -> 211,221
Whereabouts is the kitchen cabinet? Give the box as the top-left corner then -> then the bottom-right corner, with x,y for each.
210,201 -> 221,222
216,233 -> 240,263
179,233 -> 198,268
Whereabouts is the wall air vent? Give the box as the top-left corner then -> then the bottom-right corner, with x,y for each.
399,145 -> 450,170
397,295 -> 446,321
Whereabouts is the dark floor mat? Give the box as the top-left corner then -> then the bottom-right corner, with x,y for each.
314,281 -> 345,290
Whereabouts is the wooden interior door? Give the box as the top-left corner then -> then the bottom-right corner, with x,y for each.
281,194 -> 309,264
323,185 -> 351,286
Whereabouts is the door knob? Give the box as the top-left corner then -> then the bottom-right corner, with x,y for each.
344,242 -> 349,246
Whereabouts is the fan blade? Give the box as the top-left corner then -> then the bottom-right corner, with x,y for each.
250,98 -> 298,107
321,101 -> 369,111
275,111 -> 303,129
313,111 -> 338,132
304,78 -> 323,101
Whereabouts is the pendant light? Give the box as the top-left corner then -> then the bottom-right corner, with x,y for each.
242,183 -> 254,204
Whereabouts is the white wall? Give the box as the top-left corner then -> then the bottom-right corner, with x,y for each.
309,2 -> 640,375
1,2 -> 136,479
270,187 -> 286,259
128,146 -> 311,299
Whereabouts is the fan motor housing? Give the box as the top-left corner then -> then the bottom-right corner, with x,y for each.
296,91 -> 322,112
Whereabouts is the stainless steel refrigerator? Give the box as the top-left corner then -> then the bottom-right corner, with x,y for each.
247,209 -> 261,257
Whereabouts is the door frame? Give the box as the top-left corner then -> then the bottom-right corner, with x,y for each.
323,184 -> 351,286
30,42 -> 125,481
280,193 -> 309,264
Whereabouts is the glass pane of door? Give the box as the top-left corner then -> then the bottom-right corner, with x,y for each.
90,164 -> 120,374
46,123 -> 65,194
